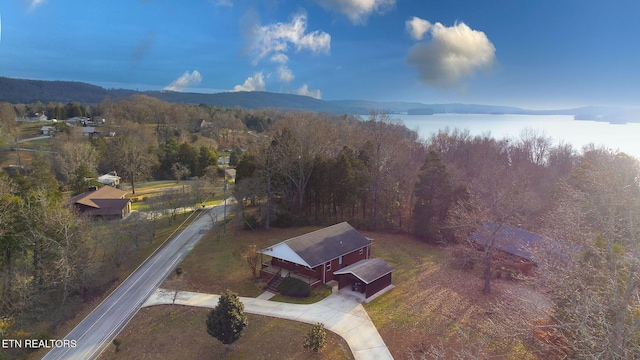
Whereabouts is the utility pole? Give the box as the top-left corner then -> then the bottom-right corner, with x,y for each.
223,181 -> 228,236
223,157 -> 228,236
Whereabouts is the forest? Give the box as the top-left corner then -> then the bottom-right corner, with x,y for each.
1,94 -> 640,358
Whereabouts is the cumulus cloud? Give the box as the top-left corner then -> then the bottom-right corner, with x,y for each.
405,16 -> 430,40
316,0 -> 396,25
248,12 -> 330,65
295,84 -> 322,99
241,11 -> 329,94
406,19 -> 496,88
277,65 -> 295,82
163,70 -> 202,92
233,72 -> 266,92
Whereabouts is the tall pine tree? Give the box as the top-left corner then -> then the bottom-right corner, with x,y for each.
412,150 -> 457,242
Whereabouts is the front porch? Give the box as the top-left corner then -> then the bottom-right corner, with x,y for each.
261,262 -> 322,290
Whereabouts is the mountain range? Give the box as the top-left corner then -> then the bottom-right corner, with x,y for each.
1,76 -> 637,122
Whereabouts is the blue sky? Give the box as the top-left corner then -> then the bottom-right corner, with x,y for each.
1,0 -> 639,109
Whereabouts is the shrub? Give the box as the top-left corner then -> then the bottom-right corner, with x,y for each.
112,338 -> 122,352
272,210 -> 294,228
278,277 -> 311,298
303,323 -> 327,353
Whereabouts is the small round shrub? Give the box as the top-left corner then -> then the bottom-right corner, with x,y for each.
278,277 -> 311,298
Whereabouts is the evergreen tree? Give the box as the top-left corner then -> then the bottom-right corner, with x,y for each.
229,148 -> 243,167
178,142 -> 199,178
206,289 -> 248,345
197,145 -> 217,177
303,323 -> 327,353
412,150 -> 456,241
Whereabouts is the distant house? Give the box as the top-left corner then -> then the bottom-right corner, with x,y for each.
193,118 -> 208,132
97,172 -> 121,187
79,127 -> 96,136
259,222 -> 394,299
32,113 -> 48,122
470,222 -> 552,276
41,126 -> 55,135
67,186 -> 131,219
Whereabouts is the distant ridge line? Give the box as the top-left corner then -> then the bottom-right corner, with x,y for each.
0,76 -> 634,119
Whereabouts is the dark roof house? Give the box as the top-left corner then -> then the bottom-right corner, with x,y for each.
470,222 -> 546,262
67,186 -> 131,219
259,222 -> 394,300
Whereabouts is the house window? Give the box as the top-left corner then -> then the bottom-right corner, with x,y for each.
339,256 -> 343,265
359,248 -> 364,255
326,261 -> 331,271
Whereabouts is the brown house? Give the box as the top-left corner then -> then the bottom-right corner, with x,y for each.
259,222 -> 394,299
67,186 -> 131,219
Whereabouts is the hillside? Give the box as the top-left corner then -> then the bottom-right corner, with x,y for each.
1,76 -> 636,120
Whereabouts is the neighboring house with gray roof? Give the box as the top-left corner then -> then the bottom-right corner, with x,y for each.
259,222 -> 394,299
470,222 -> 546,263
67,186 -> 131,219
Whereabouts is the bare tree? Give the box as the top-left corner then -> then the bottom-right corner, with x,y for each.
171,162 -> 190,183
448,135 -> 534,293
362,110 -> 404,230
240,243 -> 260,278
536,148 -> 640,358
106,122 -> 157,194
50,132 -> 99,185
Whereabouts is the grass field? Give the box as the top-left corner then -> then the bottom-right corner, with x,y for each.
98,306 -> 353,360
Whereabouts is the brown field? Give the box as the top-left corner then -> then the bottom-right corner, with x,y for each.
98,306 -> 353,360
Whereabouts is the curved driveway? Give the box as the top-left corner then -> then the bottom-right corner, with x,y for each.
143,288 -> 394,360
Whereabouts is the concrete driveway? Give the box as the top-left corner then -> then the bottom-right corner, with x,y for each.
144,288 -> 394,360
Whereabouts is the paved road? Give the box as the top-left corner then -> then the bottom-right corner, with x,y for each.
42,202 -> 232,360
17,135 -> 52,143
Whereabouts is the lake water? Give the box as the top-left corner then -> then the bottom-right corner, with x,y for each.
390,114 -> 640,159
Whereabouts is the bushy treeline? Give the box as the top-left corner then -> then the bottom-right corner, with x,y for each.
0,169 -> 93,319
234,111 -> 425,230
233,114 -> 578,234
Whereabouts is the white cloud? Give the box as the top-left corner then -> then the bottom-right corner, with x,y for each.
26,0 -> 45,11
405,16 -> 431,40
277,65 -> 295,82
270,53 -> 289,64
295,84 -> 322,99
209,0 -> 232,7
163,70 -> 203,92
406,20 -> 496,88
248,12 -> 330,65
316,0 -> 396,25
233,72 -> 266,92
